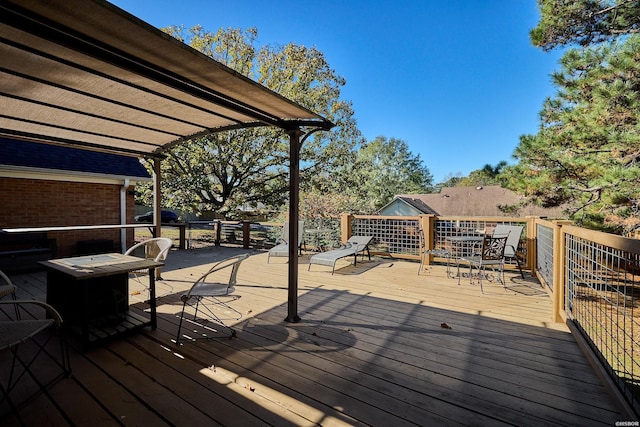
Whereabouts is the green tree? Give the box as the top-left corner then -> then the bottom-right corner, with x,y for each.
352,136 -> 433,211
503,36 -> 640,233
435,174 -> 463,191
139,26 -> 362,218
454,161 -> 508,187
531,0 -> 640,51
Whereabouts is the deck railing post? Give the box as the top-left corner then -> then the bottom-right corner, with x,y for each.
340,213 -> 352,243
526,216 -> 538,275
153,158 -> 163,279
552,220 -> 571,322
422,214 -> 436,264
242,221 -> 251,249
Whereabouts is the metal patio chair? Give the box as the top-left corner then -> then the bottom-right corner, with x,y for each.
0,270 -> 17,300
417,228 -> 452,277
124,237 -> 173,265
0,270 -> 18,319
124,237 -> 173,297
175,253 -> 249,344
0,300 -> 71,422
456,234 -> 509,293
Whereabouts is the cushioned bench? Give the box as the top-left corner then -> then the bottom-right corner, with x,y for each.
0,232 -> 57,273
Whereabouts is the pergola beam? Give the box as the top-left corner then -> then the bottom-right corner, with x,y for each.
1,0 -> 335,324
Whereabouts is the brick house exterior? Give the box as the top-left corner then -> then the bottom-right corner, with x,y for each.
0,139 -> 151,258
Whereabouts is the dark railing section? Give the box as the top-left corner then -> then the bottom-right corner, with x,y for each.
536,223 -> 554,291
563,229 -> 640,415
534,219 -> 639,416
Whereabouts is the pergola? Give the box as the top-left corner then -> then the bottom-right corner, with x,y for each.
0,0 -> 334,322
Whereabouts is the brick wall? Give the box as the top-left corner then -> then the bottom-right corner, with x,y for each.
0,177 -> 136,257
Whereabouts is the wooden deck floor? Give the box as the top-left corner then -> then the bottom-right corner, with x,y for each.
1,246 -> 628,426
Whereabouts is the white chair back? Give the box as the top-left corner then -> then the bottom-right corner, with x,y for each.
124,237 -> 173,262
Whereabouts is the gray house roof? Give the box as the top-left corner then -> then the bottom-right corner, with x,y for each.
381,186 -> 566,218
0,138 -> 150,180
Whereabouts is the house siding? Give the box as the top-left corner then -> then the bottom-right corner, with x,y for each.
378,201 -> 423,216
0,177 -> 136,257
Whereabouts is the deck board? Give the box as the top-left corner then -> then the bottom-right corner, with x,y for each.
0,246 -> 629,426
66,350 -> 164,426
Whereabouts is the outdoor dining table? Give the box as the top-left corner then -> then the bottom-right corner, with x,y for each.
445,235 -> 484,256
40,253 -> 163,348
445,234 -> 484,269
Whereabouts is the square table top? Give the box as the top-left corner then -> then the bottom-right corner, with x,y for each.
40,253 -> 163,280
445,235 -> 484,243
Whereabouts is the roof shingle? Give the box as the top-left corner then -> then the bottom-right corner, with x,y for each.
393,186 -> 566,218
0,138 -> 150,179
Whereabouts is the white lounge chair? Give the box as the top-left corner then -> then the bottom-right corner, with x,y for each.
308,236 -> 373,274
267,221 -> 304,263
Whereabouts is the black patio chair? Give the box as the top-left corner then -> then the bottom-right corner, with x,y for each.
456,234 -> 509,293
0,300 -> 71,422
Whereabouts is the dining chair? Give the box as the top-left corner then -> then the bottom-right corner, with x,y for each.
124,237 -> 173,288
456,234 -> 509,293
175,253 -> 249,343
417,228 -> 452,277
0,270 -> 16,299
124,237 -> 173,264
122,237 -> 173,304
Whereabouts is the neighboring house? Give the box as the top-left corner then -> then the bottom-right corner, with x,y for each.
378,186 -> 567,218
0,138 -> 151,258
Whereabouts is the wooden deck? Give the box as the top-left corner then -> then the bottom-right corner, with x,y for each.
2,246 -> 628,426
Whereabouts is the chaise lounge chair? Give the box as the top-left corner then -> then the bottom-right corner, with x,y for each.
308,236 -> 373,274
267,221 -> 304,263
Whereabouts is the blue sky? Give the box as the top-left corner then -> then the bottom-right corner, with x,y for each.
111,0 -> 563,183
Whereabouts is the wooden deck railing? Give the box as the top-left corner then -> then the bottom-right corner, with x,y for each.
533,219 -> 640,414
7,212 -> 639,414
138,213 -> 640,414
342,214 -> 640,415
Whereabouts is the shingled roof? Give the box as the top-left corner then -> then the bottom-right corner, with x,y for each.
393,186 -> 566,218
0,138 -> 150,179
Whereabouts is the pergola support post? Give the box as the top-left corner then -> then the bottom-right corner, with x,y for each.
153,158 -> 162,240
152,158 -> 163,279
285,128 -> 303,323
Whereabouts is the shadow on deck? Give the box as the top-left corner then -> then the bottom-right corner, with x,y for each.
1,246 -> 629,426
